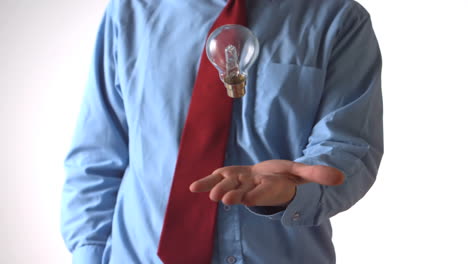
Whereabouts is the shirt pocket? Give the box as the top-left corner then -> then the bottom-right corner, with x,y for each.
253,62 -> 325,136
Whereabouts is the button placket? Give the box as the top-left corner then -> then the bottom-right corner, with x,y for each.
217,204 -> 243,264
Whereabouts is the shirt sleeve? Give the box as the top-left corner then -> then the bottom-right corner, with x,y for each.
251,2 -> 383,226
60,4 -> 128,263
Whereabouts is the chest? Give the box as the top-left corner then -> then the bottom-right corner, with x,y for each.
114,1 -> 333,148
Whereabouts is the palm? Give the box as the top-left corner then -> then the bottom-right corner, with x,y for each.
190,159 -> 344,207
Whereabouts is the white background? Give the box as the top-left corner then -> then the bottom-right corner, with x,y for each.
1,0 -> 467,263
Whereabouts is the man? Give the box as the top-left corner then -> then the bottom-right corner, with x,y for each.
61,0 -> 383,263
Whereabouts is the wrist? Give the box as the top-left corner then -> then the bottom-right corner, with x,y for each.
277,185 -> 297,207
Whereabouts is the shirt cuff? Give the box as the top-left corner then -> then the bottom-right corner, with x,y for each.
244,183 -> 322,225
72,245 -> 104,264
280,182 -> 322,226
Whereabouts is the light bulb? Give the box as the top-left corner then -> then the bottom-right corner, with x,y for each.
206,24 -> 259,98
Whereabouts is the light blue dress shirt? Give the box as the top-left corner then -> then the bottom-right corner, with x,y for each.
61,0 -> 383,263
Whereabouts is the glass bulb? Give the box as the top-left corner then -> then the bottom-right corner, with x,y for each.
206,24 -> 259,98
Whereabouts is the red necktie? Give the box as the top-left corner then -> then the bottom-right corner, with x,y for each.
158,1 -> 247,263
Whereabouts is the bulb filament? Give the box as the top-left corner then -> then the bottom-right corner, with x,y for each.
225,45 -> 241,82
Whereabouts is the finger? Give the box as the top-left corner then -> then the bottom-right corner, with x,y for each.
190,174 -> 224,193
242,181 -> 276,207
209,178 -> 240,202
290,163 -> 345,186
222,180 -> 255,205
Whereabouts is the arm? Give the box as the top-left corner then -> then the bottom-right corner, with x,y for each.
191,2 -> 383,226
60,5 -> 127,263
284,2 -> 383,226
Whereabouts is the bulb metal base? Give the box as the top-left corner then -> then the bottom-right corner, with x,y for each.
223,74 -> 246,98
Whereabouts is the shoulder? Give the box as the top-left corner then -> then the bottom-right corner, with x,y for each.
104,0 -> 167,31
105,0 -> 164,19
282,0 -> 371,29
312,0 -> 370,20
310,0 -> 372,36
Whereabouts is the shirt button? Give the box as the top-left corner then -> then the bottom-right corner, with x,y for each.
292,212 -> 301,221
224,205 -> 231,211
226,256 -> 237,264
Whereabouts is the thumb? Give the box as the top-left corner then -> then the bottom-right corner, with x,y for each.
290,163 -> 345,186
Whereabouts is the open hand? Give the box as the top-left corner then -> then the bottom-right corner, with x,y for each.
189,160 -> 344,207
